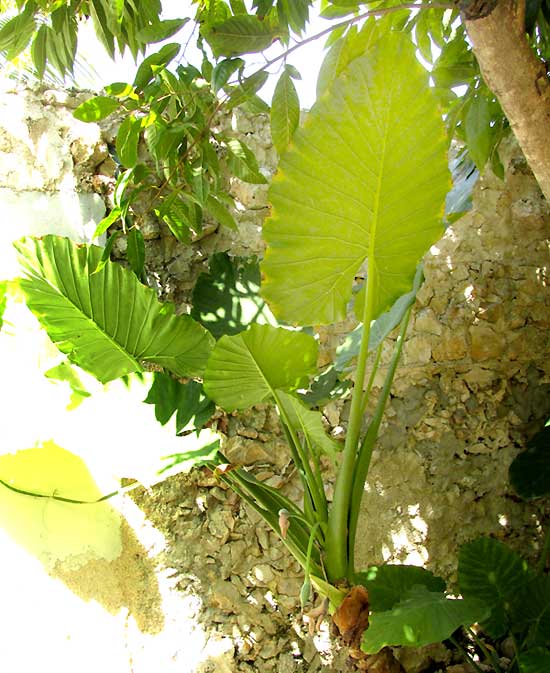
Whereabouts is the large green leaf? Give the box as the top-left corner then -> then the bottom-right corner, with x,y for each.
519,648 -> 550,673
356,564 -> 446,612
203,324 -> 318,411
361,587 -> 489,654
15,236 -> 214,383
511,575 -> 550,644
509,425 -> 550,500
262,30 -> 449,326
458,536 -> 531,638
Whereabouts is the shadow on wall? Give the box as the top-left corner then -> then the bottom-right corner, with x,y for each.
0,442 -> 164,634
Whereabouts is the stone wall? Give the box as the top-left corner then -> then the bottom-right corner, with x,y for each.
1,85 -> 549,673
0,86 -> 106,278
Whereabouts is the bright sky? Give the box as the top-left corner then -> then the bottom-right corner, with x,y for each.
77,0 -> 328,109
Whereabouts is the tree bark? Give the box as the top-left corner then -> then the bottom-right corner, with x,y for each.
464,0 -> 550,202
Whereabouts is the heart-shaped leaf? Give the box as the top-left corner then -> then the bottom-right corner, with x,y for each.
15,236 -> 214,383
262,30 -> 449,326
362,587 -> 489,653
203,324 -> 317,411
518,648 -> 550,673
458,536 -> 531,638
510,425 -> 550,500
356,564 -> 446,612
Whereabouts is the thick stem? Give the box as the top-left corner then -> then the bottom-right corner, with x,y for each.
325,266 -> 377,582
464,0 -> 550,201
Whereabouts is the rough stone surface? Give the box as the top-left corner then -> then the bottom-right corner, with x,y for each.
0,85 -> 106,278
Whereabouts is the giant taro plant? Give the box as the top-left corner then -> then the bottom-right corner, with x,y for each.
14,28 -> 490,659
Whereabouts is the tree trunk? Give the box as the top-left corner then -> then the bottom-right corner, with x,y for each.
464,0 -> 550,202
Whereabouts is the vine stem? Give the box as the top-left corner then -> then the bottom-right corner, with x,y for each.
255,2 -> 455,78
0,475 -> 140,505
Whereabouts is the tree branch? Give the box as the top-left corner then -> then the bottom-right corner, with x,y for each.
464,0 -> 550,201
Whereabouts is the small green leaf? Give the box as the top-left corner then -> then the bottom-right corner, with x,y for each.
144,373 -> 214,433
89,0 -> 115,58
31,24 -> 47,78
458,536 -> 531,638
241,93 -> 270,114
277,390 -> 341,462
133,43 -> 181,91
203,324 -> 318,411
226,70 -> 269,109
156,194 -> 194,244
278,0 -> 310,35
114,168 -> 136,207
465,94 -> 492,172
105,82 -> 135,98
116,114 -> 141,168
355,565 -> 446,612
271,70 -> 300,154
414,10 -> 433,64
137,18 -> 189,44
361,587 -> 489,654
73,95 -> 120,122
206,194 -> 238,231
225,138 -> 267,184
284,64 -> 301,80
509,426 -> 550,500
127,228 -> 145,277
203,14 -> 280,57
212,57 -> 244,92
92,230 -> 121,275
0,3 -> 36,60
